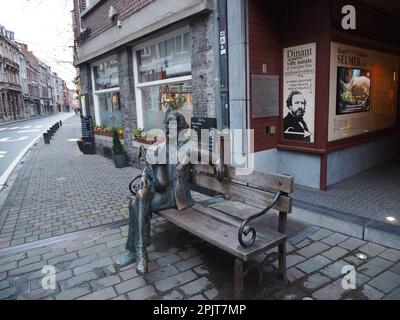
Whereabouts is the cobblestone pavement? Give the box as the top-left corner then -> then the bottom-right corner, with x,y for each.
0,116 -> 140,248
0,116 -> 399,300
292,157 -> 400,224
0,221 -> 399,300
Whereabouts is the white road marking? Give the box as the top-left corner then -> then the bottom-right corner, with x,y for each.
0,136 -> 29,142
7,127 -> 20,130
17,129 -> 40,133
34,125 -> 43,128
0,112 -> 75,191
0,151 -> 7,154
0,155 -> 5,158
21,126 -> 32,129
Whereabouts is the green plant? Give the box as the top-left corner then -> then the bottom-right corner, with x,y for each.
134,127 -> 143,137
162,94 -> 186,111
112,129 -> 124,155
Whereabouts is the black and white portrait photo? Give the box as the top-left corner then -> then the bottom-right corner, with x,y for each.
283,91 -> 311,142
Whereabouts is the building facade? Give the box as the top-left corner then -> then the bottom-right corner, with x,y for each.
52,73 -> 65,112
0,28 -> 69,123
20,43 -> 41,117
0,25 -> 24,121
73,0 -> 400,190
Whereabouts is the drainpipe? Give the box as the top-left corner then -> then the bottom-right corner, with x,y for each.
215,0 -> 230,130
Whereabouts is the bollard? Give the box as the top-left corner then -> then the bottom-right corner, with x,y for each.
55,123 -> 59,131
59,120 -> 62,127
47,129 -> 52,139
43,132 -> 50,144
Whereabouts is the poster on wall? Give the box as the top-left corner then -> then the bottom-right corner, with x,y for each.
328,42 -> 399,142
336,67 -> 371,115
283,43 -> 316,143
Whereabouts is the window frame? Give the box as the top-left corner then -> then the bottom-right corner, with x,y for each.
91,55 -> 120,127
132,26 -> 192,129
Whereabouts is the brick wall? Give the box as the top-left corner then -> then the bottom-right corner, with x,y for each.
73,0 -> 155,44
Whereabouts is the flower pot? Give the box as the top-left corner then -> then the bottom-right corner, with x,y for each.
77,140 -> 96,155
112,153 -> 126,168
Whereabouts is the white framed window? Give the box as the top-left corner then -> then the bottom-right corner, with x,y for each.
91,56 -> 122,128
133,26 -> 193,131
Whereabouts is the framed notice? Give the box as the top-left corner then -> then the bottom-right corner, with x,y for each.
283,43 -> 316,143
252,75 -> 279,118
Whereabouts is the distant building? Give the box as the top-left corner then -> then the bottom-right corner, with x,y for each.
0,25 -> 23,121
52,72 -> 64,113
19,43 -> 41,117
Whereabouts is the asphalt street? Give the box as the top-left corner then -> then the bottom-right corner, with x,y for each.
0,113 -> 74,187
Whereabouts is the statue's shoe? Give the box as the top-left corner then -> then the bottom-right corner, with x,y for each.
135,248 -> 148,274
116,252 -> 136,268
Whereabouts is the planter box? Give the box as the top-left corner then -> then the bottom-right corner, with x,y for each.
95,131 -> 124,139
134,136 -> 158,145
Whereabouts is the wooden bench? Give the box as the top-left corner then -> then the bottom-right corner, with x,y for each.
156,164 -> 293,299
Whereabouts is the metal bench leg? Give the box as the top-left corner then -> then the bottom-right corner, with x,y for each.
234,258 -> 244,300
278,212 -> 287,283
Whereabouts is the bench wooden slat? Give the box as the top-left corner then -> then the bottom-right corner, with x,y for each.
192,164 -> 294,193
208,201 -> 263,220
192,173 -> 292,214
159,206 -> 287,261
192,203 -> 280,242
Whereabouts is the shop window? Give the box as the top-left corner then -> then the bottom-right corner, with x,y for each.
93,58 -> 119,91
134,27 -> 193,131
91,56 -> 122,128
97,92 -> 122,128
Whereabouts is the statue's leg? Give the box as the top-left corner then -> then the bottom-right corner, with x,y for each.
151,186 -> 176,211
116,198 -> 140,268
117,187 -> 152,270
132,187 -> 152,274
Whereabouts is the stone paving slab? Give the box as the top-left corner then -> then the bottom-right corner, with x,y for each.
0,221 -> 399,300
0,117 -> 399,300
291,157 -> 400,224
0,116 -> 140,249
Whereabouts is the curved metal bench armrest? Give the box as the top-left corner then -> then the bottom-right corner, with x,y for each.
238,191 -> 283,248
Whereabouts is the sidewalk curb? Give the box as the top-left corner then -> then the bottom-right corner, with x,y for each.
292,199 -> 400,250
0,113 -> 75,193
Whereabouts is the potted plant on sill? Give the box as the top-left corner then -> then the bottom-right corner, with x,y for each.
112,128 -> 126,168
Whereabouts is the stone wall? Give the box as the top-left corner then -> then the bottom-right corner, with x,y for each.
191,13 -> 216,118
117,47 -> 139,166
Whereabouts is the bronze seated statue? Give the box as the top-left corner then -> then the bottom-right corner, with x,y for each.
117,111 -> 223,274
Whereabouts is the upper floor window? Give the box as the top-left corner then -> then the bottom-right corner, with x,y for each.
137,30 -> 191,83
93,58 -> 119,91
134,27 -> 193,131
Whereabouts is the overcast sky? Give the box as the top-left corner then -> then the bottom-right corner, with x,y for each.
0,0 -> 76,89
